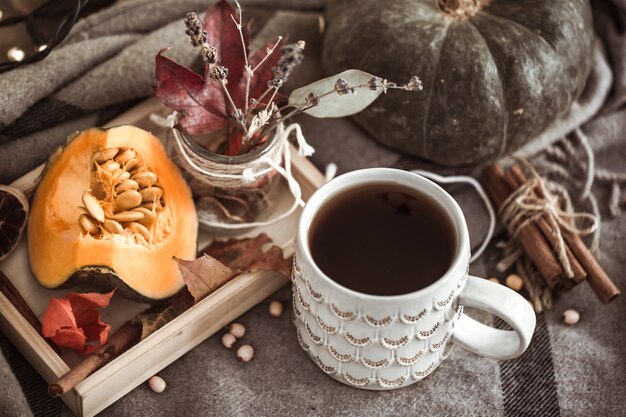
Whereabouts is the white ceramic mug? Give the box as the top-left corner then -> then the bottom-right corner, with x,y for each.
292,168 -> 536,390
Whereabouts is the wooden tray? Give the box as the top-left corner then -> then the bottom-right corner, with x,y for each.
0,98 -> 325,417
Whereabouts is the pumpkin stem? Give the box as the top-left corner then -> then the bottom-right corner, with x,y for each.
436,0 -> 489,19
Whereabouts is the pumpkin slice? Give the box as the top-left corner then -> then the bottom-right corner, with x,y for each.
28,126 -> 198,302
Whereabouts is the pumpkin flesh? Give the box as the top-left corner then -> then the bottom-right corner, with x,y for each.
28,126 -> 198,301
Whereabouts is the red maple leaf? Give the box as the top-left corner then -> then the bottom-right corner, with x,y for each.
155,49 -> 228,135
41,290 -> 115,354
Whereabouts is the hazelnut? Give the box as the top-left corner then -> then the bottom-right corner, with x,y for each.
222,333 -> 236,348
237,344 -> 254,362
505,274 -> 524,291
148,375 -> 166,393
269,300 -> 283,317
227,323 -> 246,338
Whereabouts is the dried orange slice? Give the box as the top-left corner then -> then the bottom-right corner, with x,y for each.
0,185 -> 28,261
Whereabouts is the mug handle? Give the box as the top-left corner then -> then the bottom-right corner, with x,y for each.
451,276 -> 536,360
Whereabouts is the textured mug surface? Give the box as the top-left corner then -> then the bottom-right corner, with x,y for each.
292,168 -> 536,390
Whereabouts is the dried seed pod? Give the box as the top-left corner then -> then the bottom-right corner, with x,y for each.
123,158 -> 140,172
148,375 -> 166,393
115,190 -> 142,211
114,149 -> 137,165
227,323 -> 245,338
100,161 -> 120,173
209,65 -> 228,81
269,300 -> 283,317
236,345 -> 254,362
93,147 -> 119,164
562,309 -> 580,325
334,78 -> 350,95
222,333 -> 236,349
140,187 -> 164,203
134,171 -> 158,187
82,192 -> 105,223
78,214 -> 100,235
128,222 -> 151,241
103,219 -> 124,234
132,207 -> 156,227
505,274 -> 524,292
115,179 -> 139,194
108,210 -> 144,223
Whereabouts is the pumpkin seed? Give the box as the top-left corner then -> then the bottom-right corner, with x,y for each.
140,186 -> 163,203
78,214 -> 100,235
93,147 -> 119,164
115,190 -> 142,211
112,169 -> 131,182
103,219 -> 124,234
82,192 -> 105,223
101,161 -> 120,173
132,207 -> 156,227
109,210 -> 144,222
128,222 -> 150,241
114,149 -> 137,165
134,171 -> 158,187
141,201 -> 161,211
115,179 -> 139,193
123,158 -> 140,171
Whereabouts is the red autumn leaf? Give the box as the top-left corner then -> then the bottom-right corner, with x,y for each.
203,0 -> 249,94
41,290 -> 115,354
155,49 -> 228,135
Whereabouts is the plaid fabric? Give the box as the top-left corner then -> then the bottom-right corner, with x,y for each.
1,0 -> 625,416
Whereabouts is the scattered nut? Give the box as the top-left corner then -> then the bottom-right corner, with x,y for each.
563,309 -> 580,325
222,333 -> 236,348
488,277 -> 500,284
227,322 -> 245,338
237,344 -> 254,362
505,273 -> 524,292
269,300 -> 283,317
148,375 -> 166,393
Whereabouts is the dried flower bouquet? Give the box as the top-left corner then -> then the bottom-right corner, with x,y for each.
155,0 -> 421,226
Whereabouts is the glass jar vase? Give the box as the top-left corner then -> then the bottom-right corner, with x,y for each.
168,122 -> 288,230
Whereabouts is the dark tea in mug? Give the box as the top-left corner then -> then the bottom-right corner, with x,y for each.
309,183 -> 457,296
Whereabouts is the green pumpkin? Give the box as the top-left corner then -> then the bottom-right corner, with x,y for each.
322,0 -> 594,165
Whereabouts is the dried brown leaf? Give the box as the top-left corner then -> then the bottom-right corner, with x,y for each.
202,233 -> 291,278
133,293 -> 192,341
176,255 -> 234,303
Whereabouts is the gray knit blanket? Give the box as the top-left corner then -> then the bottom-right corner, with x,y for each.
1,1 -> 625,416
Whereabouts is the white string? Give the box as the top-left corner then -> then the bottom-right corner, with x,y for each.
283,123 -> 315,157
411,170 -> 495,264
149,113 -> 177,129
325,163 -> 337,182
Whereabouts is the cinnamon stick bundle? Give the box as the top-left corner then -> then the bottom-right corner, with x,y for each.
507,164 -> 620,304
482,165 -> 564,288
482,163 -> 620,304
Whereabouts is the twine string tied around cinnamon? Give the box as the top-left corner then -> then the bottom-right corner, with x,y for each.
499,160 -> 598,279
